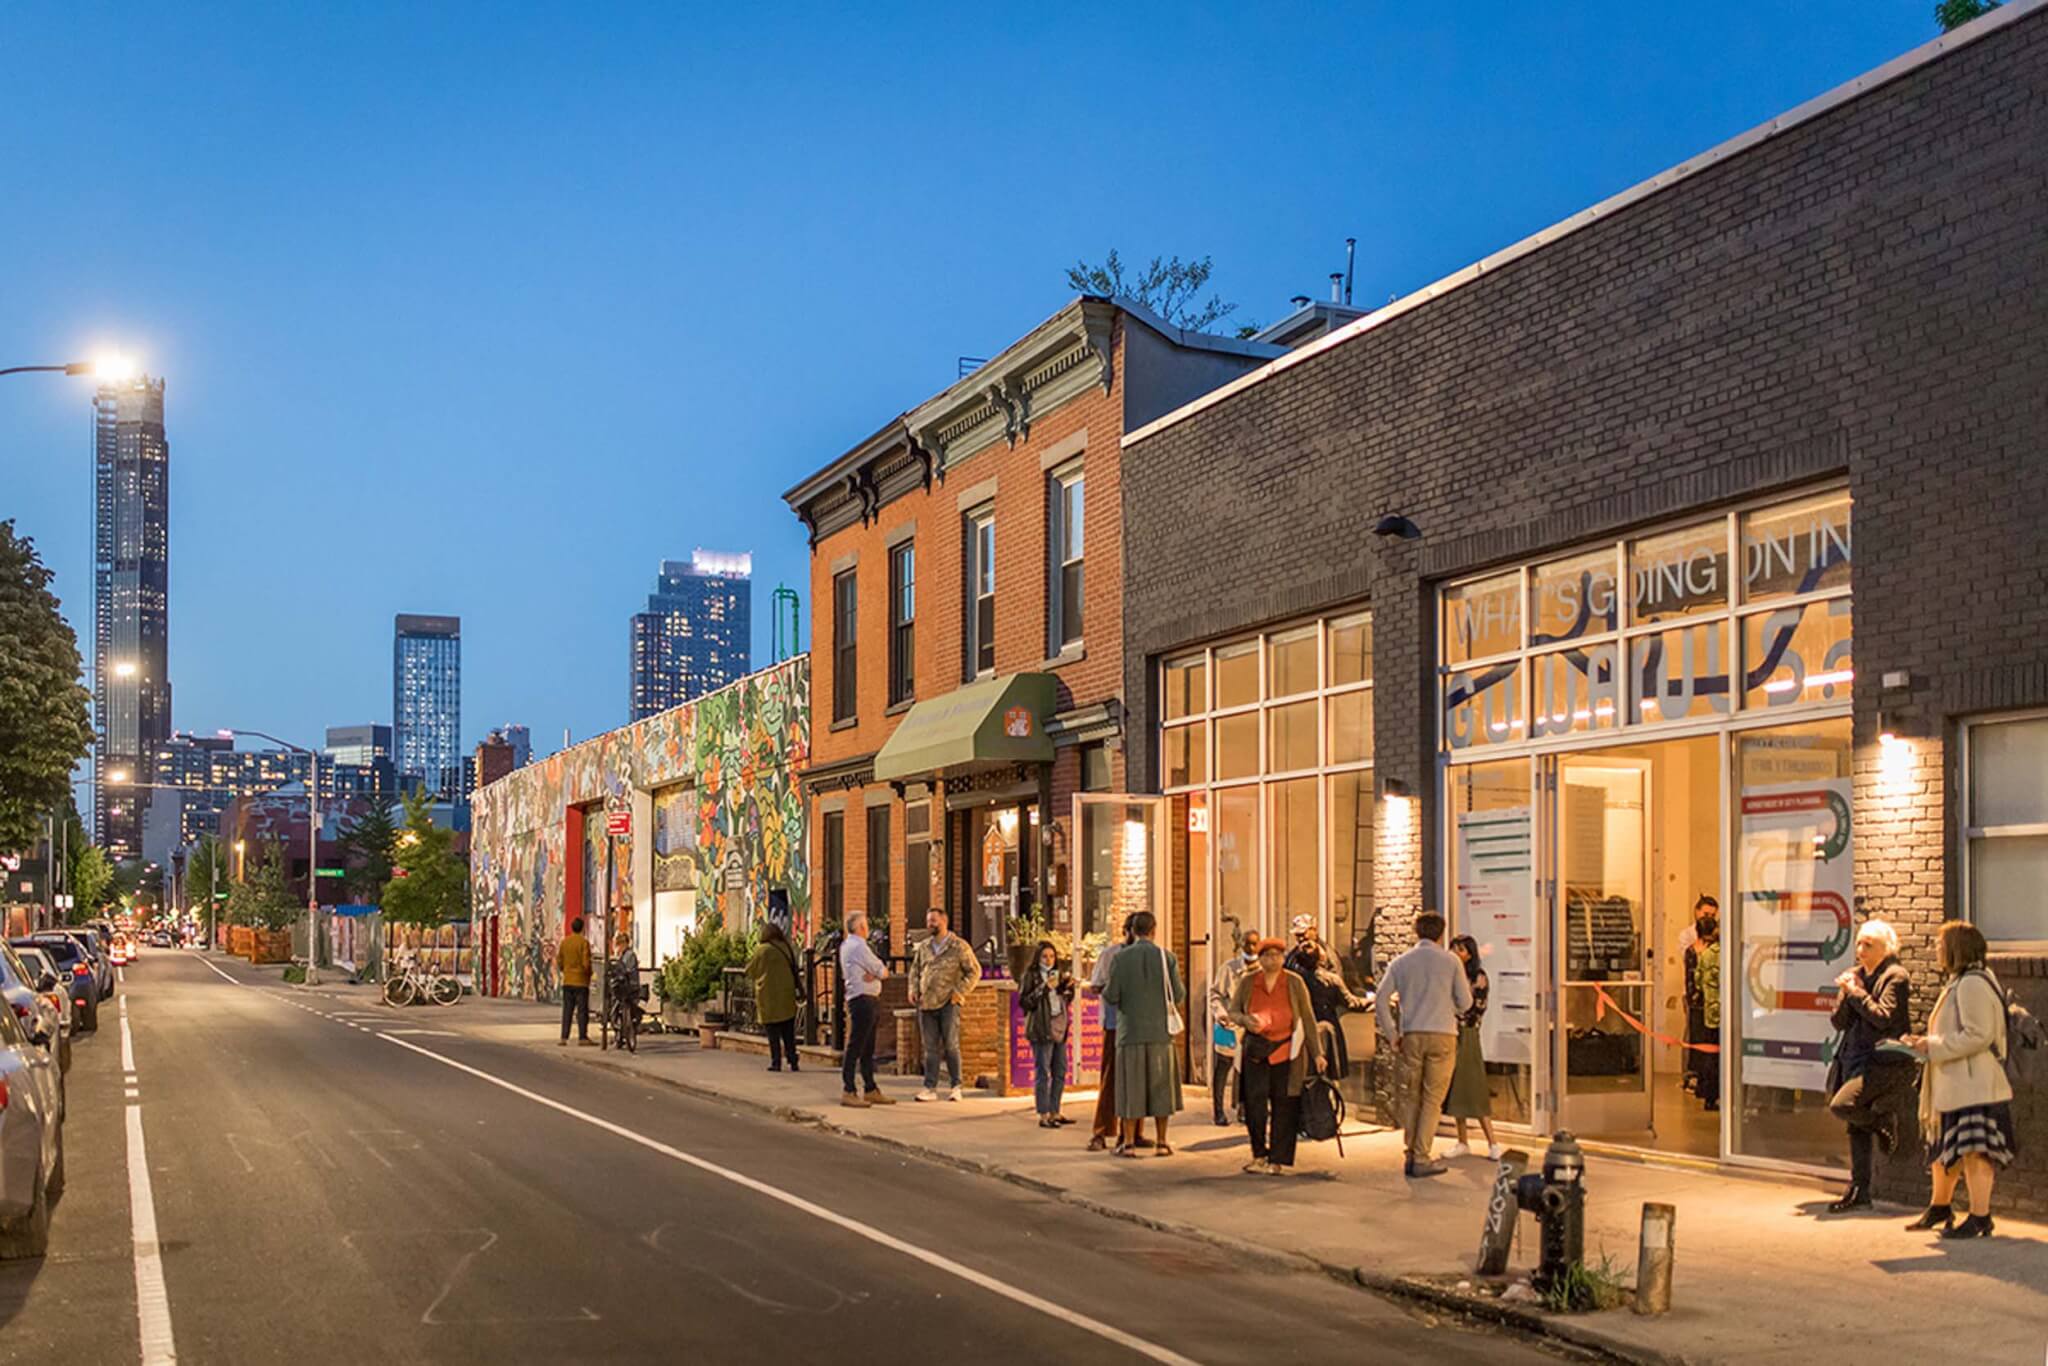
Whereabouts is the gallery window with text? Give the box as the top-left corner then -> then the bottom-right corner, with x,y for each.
1964,711 -> 2048,948
832,569 -> 858,724
1048,461 -> 1084,653
1160,609 -> 1374,987
966,509 -> 995,679
889,542 -> 915,706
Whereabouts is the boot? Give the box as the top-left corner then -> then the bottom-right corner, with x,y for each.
863,1088 -> 897,1106
1941,1213 -> 1995,1239
1905,1203 -> 1952,1232
1826,1186 -> 1872,1214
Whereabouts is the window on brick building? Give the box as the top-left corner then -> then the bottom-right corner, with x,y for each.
966,509 -> 995,678
822,810 -> 845,928
1965,711 -> 2048,946
832,569 -> 857,723
1049,462 -> 1084,652
866,805 -> 891,930
889,541 -> 915,706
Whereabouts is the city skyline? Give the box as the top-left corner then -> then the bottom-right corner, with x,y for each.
629,551 -> 753,721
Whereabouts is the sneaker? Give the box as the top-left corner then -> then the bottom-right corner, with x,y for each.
864,1089 -> 897,1106
1487,1143 -> 1505,1161
947,1086 -> 964,1102
1242,1159 -> 1271,1175
841,1092 -> 871,1108
1267,1164 -> 1293,1177
914,1089 -> 938,1102
1447,1141 -> 1472,1159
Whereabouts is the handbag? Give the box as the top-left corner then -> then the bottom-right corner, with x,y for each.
1159,945 -> 1184,1036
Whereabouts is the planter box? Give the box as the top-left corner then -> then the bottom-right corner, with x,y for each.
248,929 -> 293,965
660,1001 -> 703,1031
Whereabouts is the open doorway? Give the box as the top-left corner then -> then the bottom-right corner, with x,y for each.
1555,734 -> 1721,1158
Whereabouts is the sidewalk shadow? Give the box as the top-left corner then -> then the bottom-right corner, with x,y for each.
1870,1238 -> 2048,1296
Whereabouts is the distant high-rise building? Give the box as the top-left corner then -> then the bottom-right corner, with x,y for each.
629,551 -> 752,719
393,614 -> 462,798
498,724 -> 532,769
151,730 -> 388,846
325,723 -> 392,768
472,731 -> 517,793
92,374 -> 172,861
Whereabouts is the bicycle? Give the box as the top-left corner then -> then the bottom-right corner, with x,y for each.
382,957 -> 461,1007
602,978 -> 640,1052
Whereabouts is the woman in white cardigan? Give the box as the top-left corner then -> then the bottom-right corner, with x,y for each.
1902,921 -> 2013,1238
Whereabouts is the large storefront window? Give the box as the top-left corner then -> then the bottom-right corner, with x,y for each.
1164,610 -> 1375,1096
1439,488 -> 1854,1173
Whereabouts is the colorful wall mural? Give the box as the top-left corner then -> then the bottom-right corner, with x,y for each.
469,657 -> 810,1001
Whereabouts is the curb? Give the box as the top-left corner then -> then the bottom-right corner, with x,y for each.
558,1047 -> 1666,1365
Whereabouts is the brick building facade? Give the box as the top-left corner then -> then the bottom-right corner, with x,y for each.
786,298 -> 1276,1088
1120,8 -> 2048,1208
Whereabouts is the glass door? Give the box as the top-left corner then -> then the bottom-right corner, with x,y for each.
1554,755 -> 1653,1139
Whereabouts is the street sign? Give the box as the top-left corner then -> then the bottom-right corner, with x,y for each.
314,867 -> 346,879
606,812 -> 631,837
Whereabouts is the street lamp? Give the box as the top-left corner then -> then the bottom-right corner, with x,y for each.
0,354 -> 136,381
230,730 -> 324,983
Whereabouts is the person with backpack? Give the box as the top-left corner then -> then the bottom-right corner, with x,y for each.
1822,918 -> 1913,1213
1903,921 -> 2014,1238
745,921 -> 804,1073
1224,937 -> 1323,1175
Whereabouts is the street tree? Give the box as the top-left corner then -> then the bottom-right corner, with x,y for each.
226,843 -> 298,931
339,801 -> 399,904
184,836 -> 226,922
1936,0 -> 1999,29
0,521 -> 92,857
1064,250 -> 1248,335
68,844 -> 112,921
380,791 -> 468,928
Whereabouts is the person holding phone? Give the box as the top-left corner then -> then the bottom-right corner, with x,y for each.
1020,940 -> 1077,1128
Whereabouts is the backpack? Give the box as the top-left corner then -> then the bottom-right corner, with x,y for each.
1975,969 -> 2045,1087
1298,1076 -> 1345,1154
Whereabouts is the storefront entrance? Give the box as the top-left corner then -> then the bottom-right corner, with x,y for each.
1442,487 -> 1856,1174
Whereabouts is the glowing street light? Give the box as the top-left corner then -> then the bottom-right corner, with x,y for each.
113,661 -> 137,678
0,353 -> 140,381
108,768 -> 131,784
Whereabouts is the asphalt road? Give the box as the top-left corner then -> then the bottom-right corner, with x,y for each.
0,949 -> 1563,1365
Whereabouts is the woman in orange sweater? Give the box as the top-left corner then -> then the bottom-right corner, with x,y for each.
1225,939 -> 1324,1175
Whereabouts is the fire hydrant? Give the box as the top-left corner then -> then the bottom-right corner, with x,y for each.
1514,1131 -> 1587,1291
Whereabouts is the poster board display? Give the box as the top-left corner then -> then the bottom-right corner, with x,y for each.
1457,805 -> 1535,1065
1736,777 -> 1853,1092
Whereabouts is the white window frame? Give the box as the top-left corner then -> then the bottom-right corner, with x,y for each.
967,508 -> 995,680
1960,708 -> 2048,950
1048,461 -> 1085,654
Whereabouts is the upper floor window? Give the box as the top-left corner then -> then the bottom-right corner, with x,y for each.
967,510 -> 995,678
890,542 -> 916,706
832,569 -> 858,723
1050,464 -> 1084,652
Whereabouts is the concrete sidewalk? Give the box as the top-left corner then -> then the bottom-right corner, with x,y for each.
283,969 -> 2048,1365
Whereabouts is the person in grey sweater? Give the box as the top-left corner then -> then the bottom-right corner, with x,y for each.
1374,911 -> 1473,1177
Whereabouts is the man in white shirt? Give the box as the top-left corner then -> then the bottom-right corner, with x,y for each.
838,912 -> 895,1108
1375,910 -> 1473,1177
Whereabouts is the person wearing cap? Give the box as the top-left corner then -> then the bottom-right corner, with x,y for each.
1286,915 -> 1369,1082
1225,937 -> 1324,1174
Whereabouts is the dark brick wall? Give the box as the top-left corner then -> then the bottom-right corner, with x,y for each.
1122,14 -> 2048,1206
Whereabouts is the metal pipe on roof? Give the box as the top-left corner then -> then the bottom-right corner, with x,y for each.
1345,238 -> 1357,305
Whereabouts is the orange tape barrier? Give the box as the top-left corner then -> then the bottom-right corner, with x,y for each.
1591,983 -> 1720,1054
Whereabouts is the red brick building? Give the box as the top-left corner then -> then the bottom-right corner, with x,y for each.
785,298 -> 1276,1083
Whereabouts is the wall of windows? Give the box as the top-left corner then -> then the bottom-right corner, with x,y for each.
1963,711 -> 2048,947
1161,609 -> 1374,971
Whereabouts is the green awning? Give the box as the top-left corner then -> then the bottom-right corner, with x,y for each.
873,673 -> 1057,783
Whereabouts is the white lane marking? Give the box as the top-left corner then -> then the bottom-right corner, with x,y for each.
121,1013 -> 135,1072
123,1032 -> 177,1363
118,967 -> 126,985
125,1088 -> 140,1099
374,1033 -> 1202,1366
197,957 -> 243,987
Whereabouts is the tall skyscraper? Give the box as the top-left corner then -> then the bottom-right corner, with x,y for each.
92,374 -> 172,860
393,614 -> 461,798
628,551 -> 752,719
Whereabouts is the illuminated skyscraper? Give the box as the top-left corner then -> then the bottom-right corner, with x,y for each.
92,374 -> 172,859
393,614 -> 462,798
629,551 -> 752,720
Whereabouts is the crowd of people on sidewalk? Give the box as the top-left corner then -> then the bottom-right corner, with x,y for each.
712,901 -> 2025,1239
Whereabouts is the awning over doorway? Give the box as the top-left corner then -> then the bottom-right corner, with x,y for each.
872,673 -> 1056,783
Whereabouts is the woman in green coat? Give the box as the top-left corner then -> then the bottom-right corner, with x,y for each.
746,922 -> 803,1073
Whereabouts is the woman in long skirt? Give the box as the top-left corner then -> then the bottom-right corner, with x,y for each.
1446,935 -> 1500,1160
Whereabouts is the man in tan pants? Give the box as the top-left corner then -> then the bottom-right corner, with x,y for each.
1375,911 -> 1472,1178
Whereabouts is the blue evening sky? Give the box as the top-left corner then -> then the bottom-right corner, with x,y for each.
2,2 -> 1939,768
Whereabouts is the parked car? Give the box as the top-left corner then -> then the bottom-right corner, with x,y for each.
149,930 -> 173,949
0,996 -> 63,1258
54,930 -> 114,1003
0,946 -> 68,1079
9,948 -> 73,1052
11,937 -> 101,1034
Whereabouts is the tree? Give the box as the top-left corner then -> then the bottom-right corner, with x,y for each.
68,844 -> 112,921
183,836 -> 226,923
339,801 -> 399,904
0,522 -> 91,857
1065,250 -> 1247,335
380,791 -> 468,928
1936,0 -> 1999,29
225,843 -> 297,931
